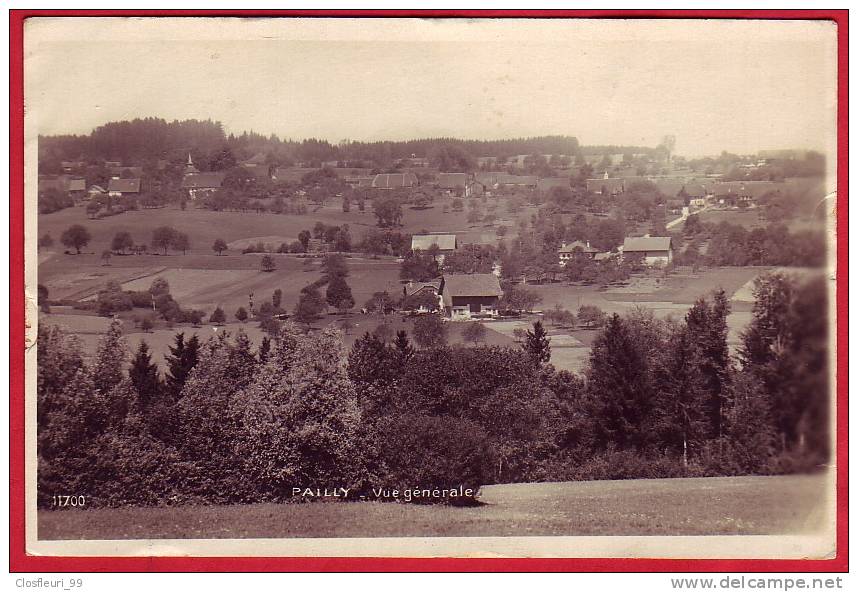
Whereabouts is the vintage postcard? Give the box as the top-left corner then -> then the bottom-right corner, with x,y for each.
15,13 -> 844,566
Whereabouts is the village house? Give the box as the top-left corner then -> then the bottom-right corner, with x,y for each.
107,178 -> 141,198
475,172 -> 537,191
712,181 -> 781,207
239,154 -> 272,181
402,281 -> 442,312
344,176 -> 374,188
466,180 -> 487,197
666,199 -> 686,215
683,183 -> 711,206
558,240 -> 599,266
621,236 -> 674,267
586,177 -> 626,196
86,184 -> 107,201
411,233 -> 457,265
66,178 -> 86,201
436,173 -> 468,196
440,273 -> 503,320
181,172 -> 225,200
60,160 -> 85,173
372,172 -> 419,190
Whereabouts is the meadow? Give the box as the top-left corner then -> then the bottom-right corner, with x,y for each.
37,198 -> 785,374
38,473 -> 828,539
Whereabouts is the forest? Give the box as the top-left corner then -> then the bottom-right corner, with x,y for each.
38,117 -> 596,173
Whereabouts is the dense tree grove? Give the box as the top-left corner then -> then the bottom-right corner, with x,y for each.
38,118 -> 584,171
37,272 -> 829,509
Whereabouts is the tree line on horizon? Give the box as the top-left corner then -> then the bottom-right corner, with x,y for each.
38,117 -> 644,173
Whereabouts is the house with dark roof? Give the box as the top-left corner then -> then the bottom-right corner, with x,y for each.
436,172 -> 468,196
181,172 -> 225,200
240,161 -> 272,181
372,172 -> 419,190
558,240 -> 599,266
440,273 -> 503,320
66,178 -> 86,199
622,236 -> 674,267
107,178 -> 141,197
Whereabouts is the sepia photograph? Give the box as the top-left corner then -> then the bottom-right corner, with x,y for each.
18,13 -> 842,562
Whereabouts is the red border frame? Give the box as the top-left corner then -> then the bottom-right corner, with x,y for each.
9,9 -> 848,573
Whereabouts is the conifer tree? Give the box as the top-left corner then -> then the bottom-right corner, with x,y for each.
165,332 -> 199,398
258,336 -> 271,364
92,318 -> 127,396
523,320 -> 551,365
129,341 -> 161,408
587,314 -> 653,450
653,326 -> 708,467
685,289 -> 732,438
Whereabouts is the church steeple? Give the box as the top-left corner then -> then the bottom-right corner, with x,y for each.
184,152 -> 199,175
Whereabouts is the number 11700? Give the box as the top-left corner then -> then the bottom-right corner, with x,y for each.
51,495 -> 85,507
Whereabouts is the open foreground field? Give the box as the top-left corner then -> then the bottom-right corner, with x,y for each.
39,473 -> 828,539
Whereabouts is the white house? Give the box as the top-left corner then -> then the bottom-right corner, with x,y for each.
558,241 -> 599,266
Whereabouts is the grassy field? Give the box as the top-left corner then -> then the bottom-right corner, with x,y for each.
40,310 -> 516,365
37,197 -> 526,261
38,200 -> 787,374
696,208 -> 826,232
38,473 -> 828,539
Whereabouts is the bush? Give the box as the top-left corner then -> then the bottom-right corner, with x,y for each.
376,413 -> 494,505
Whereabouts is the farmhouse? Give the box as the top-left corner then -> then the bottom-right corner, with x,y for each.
440,273 -> 503,320
586,177 -> 625,195
107,178 -> 141,197
712,181 -> 781,206
411,233 -> 457,264
622,236 -> 674,266
558,240 -> 599,265
436,173 -> 468,195
181,172 -> 225,200
372,172 -> 419,190
66,178 -> 86,200
402,281 -> 442,312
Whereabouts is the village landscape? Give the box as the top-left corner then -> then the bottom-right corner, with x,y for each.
30,18 -> 834,541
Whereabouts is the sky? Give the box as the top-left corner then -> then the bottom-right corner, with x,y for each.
24,17 -> 838,158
